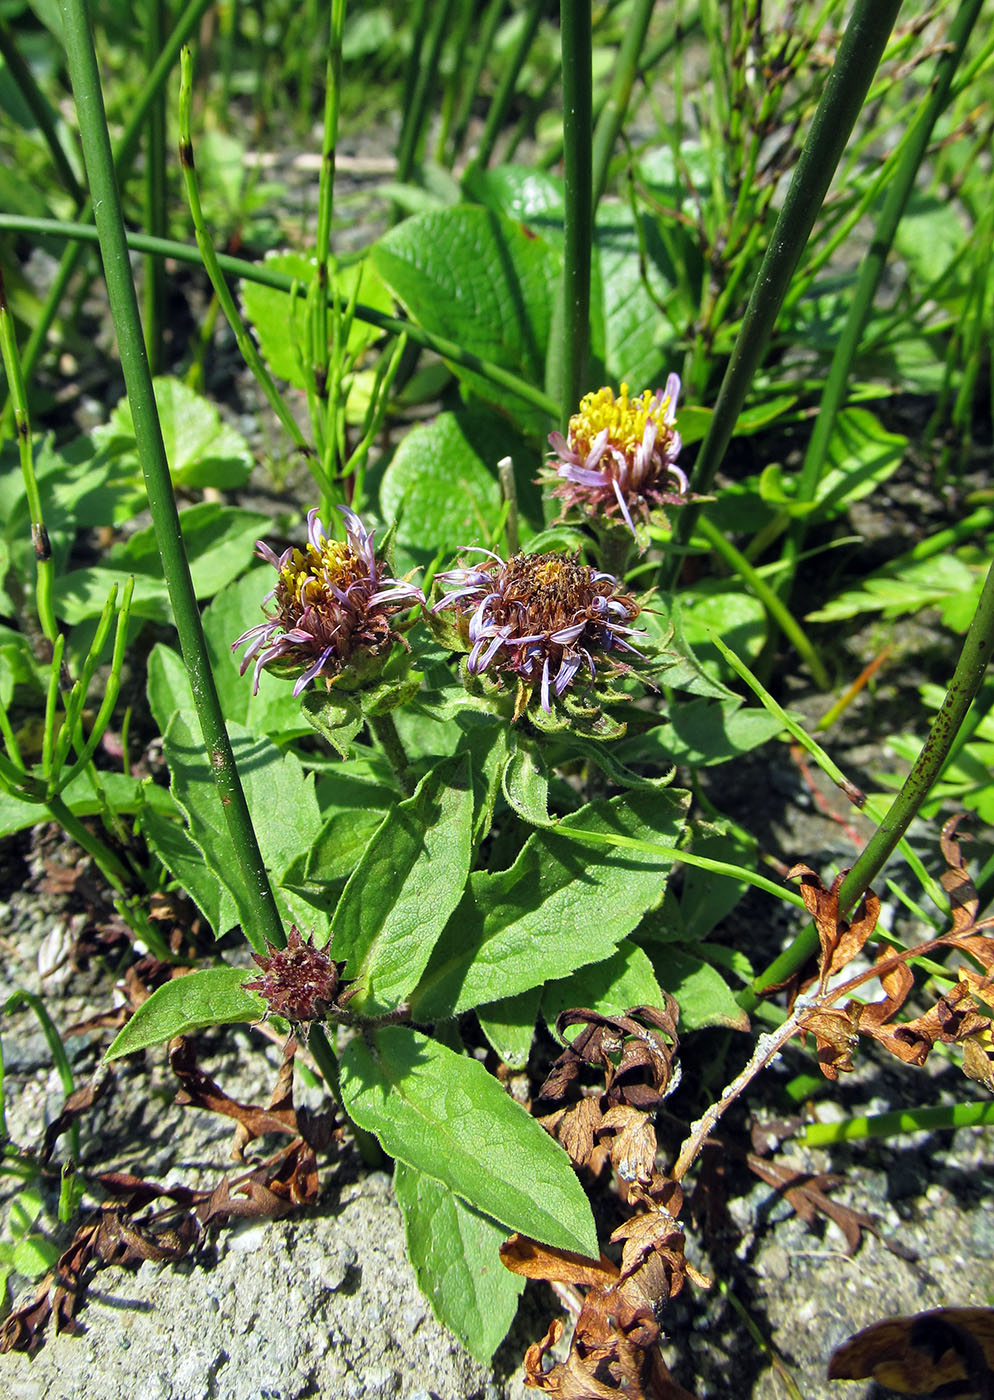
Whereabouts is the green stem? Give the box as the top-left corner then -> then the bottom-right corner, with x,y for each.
177,48 -> 311,468
776,0 -> 984,586
554,0 -> 592,428
663,0 -> 903,588
0,21 -> 85,204
464,0 -> 544,178
741,554 -> 994,1006
447,0 -> 504,165
59,0 -> 285,957
397,0 -> 457,182
590,0 -> 655,207
369,712 -> 415,796
46,793 -> 131,894
142,0 -> 168,375
0,215 -> 560,420
697,515 -> 829,689
0,268 -> 56,644
801,1100 -> 994,1147
309,1024 -> 384,1167
9,0 -> 215,398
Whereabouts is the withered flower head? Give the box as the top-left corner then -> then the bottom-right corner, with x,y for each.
243,925 -> 354,1023
432,548 -> 644,713
547,376 -> 690,539
232,505 -> 423,696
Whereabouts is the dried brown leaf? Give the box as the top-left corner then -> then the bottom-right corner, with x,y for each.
500,1235 -> 617,1288
169,1037 -> 298,1151
599,1107 -> 657,1187
941,816 -> 980,934
828,1307 -> 994,1397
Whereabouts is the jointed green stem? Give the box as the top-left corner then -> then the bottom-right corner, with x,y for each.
60,0 -> 285,957
0,215 -> 559,422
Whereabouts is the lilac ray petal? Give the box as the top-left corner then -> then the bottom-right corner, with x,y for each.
558,464 -> 610,488
554,654 -> 582,696
540,656 -> 552,712
611,475 -> 638,539
549,621 -> 587,645
293,645 -> 336,696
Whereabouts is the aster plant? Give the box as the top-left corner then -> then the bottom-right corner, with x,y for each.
430,546 -> 649,732
546,377 -> 699,559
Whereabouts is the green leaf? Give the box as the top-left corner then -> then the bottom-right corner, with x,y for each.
93,378 -> 253,490
676,820 -> 757,941
393,1162 -> 525,1363
477,987 -> 542,1069
240,252 -> 394,389
11,1235 -> 59,1279
760,408 -> 906,520
105,967 -> 265,1059
0,769 -> 172,841
55,506 -> 267,623
331,756 -> 474,1015
140,793 -> 239,936
805,554 -> 976,624
675,585 -> 767,675
617,699 -> 786,768
410,788 -> 688,1019
379,406 -> 535,571
641,597 -> 738,700
543,941 -> 663,1037
300,687 -> 364,759
647,949 -> 749,1032
340,1026 -> 597,1256
148,649 -> 328,942
370,206 -> 559,428
501,743 -> 552,826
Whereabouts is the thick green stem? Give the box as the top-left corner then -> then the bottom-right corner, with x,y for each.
553,0 -> 592,428
59,0 -> 285,956
742,554 -> 994,1008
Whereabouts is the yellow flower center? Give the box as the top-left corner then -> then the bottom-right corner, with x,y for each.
568,382 -> 665,460
280,539 -> 362,610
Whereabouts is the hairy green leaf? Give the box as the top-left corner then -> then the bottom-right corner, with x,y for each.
105,967 -> 264,1059
394,1162 -> 524,1363
410,788 -> 688,1019
331,755 -> 474,1014
341,1027 -> 597,1256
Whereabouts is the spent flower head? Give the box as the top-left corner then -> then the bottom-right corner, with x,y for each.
243,925 -> 356,1027
432,548 -> 645,717
232,505 -> 423,696
547,375 -> 691,539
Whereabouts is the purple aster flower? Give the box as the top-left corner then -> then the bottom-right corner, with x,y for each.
546,376 -> 692,540
232,505 -> 423,696
432,549 -> 645,715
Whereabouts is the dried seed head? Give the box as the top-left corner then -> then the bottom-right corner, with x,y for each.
243,926 -> 353,1023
